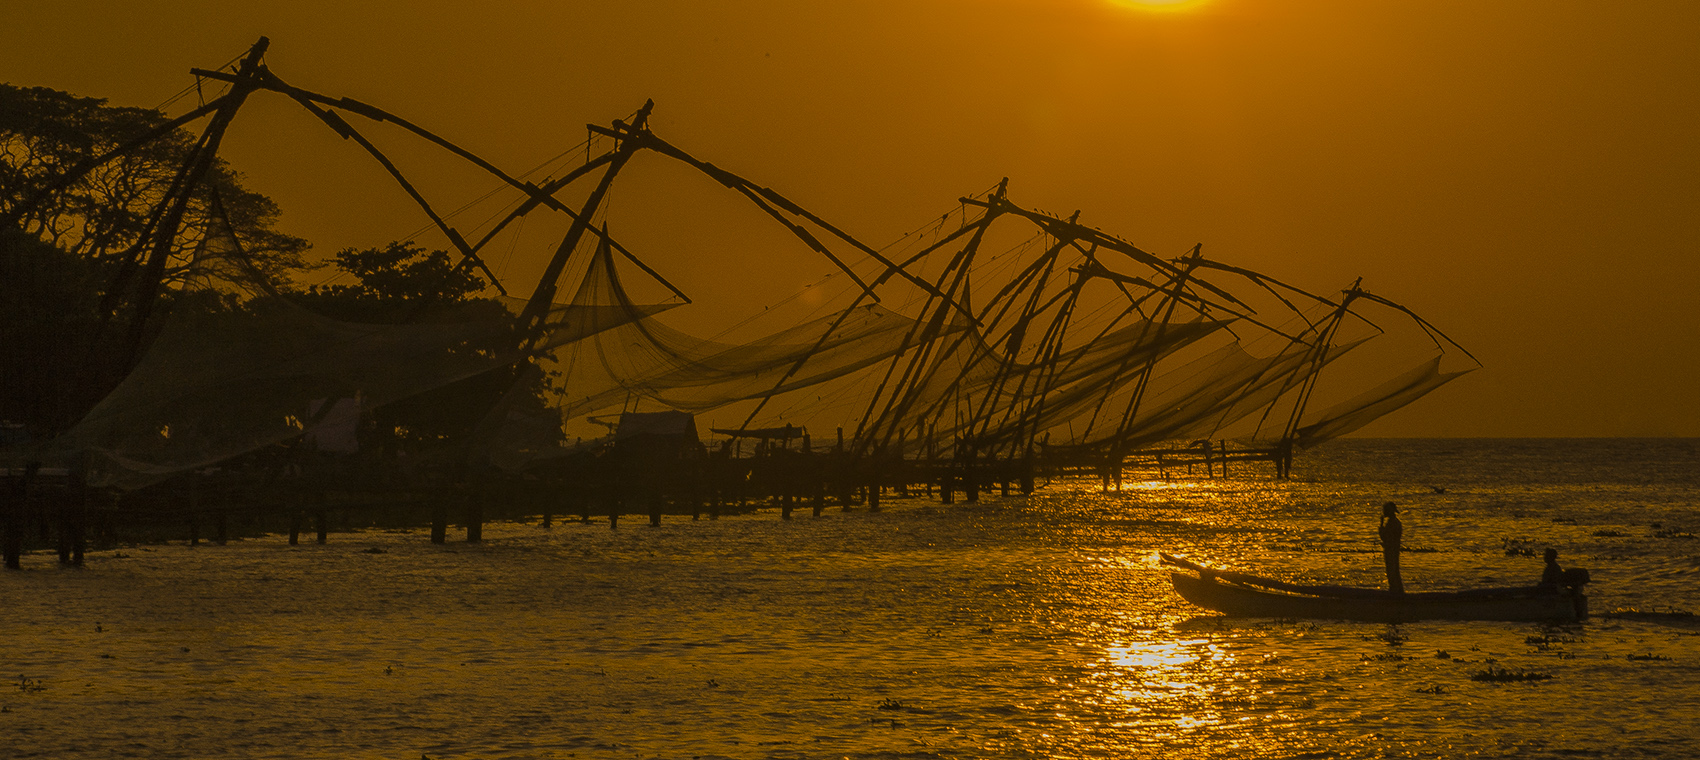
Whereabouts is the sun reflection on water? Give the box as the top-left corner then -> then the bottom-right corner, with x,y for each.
1100,638 -> 1227,704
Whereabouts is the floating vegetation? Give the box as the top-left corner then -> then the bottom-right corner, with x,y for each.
1502,539 -> 1537,558
1652,528 -> 1696,540
877,698 -> 904,711
1526,634 -> 1576,652
14,676 -> 45,694
1434,650 -> 1451,659
1525,634 -> 1574,645
1592,529 -> 1627,537
1627,653 -> 1671,662
1471,667 -> 1552,683
1369,630 -> 1408,647
1551,517 -> 1577,524
1606,606 -> 1694,621
1361,653 -> 1407,662
1414,684 -> 1447,694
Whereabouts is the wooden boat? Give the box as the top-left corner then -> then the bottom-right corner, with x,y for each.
1162,553 -> 1588,622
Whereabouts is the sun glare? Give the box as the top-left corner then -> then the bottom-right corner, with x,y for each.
1109,0 -> 1211,13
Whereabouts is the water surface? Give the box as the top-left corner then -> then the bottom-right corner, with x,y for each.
5,439 -> 1699,758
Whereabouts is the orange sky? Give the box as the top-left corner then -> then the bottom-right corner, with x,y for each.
6,0 -> 1698,437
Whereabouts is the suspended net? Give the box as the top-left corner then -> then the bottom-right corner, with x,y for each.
532,240 -> 935,440
1292,355 -> 1469,448
37,211 -> 655,489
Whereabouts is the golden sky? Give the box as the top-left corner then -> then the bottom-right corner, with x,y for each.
5,0 -> 1697,436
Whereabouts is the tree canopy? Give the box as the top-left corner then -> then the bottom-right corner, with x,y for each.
0,83 -> 309,285
295,241 -> 551,451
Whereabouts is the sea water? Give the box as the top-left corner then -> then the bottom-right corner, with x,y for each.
4,439 -> 1698,758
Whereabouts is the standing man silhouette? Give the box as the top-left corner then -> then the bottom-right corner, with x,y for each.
1379,501 -> 1404,594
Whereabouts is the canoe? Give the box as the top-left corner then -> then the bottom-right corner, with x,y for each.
1163,554 -> 1588,623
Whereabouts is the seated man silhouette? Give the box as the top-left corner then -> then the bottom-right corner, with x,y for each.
1539,548 -> 1563,588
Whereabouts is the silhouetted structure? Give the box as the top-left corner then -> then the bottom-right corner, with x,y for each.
0,38 -> 1482,554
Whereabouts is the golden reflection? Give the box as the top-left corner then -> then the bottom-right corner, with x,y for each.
1107,0 -> 1212,13
1123,478 -> 1206,490
1100,638 -> 1228,703
1106,639 -> 1198,670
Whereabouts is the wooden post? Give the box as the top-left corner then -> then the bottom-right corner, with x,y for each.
964,444 -> 979,503
689,465 -> 702,522
896,430 -> 909,497
2,467 -> 29,570
925,427 -> 936,497
66,472 -> 87,566
56,500 -> 73,565
314,510 -> 328,545
70,500 -> 85,566
56,475 -> 83,565
466,499 -> 484,542
289,514 -> 302,545
1020,448 -> 1035,495
838,457 -> 853,511
188,476 -> 201,546
834,428 -> 851,510
430,500 -> 448,543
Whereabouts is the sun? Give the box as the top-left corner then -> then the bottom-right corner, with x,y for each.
1109,0 -> 1212,12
